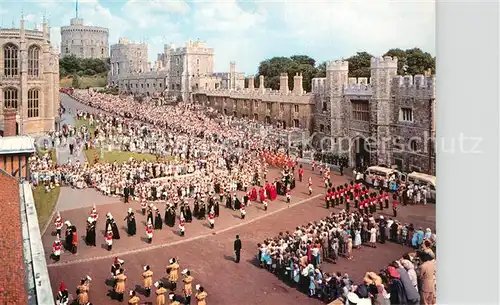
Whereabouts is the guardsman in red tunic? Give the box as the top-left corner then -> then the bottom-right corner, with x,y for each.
378,190 -> 384,210
146,219 -> 153,243
105,225 -> 113,251
392,194 -> 398,217
286,190 -> 291,203
179,213 -> 186,237
240,203 -> 246,219
54,212 -> 64,237
298,165 -> 304,182
140,197 -> 147,215
52,235 -> 63,262
89,204 -> 99,223
308,177 -> 313,195
208,207 -> 215,229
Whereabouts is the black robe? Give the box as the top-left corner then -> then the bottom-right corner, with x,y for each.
126,214 -> 137,236
105,218 -> 113,235
199,204 -> 206,219
86,223 -> 96,246
214,201 -> 220,217
234,198 -> 241,210
193,202 -> 199,219
147,210 -> 154,225
154,212 -> 163,230
185,205 -> 193,222
111,221 -> 120,239
65,227 -> 73,250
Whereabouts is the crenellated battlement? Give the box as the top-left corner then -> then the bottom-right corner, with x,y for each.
370,56 -> 398,69
392,74 -> 436,98
327,60 -> 349,71
195,87 -> 313,103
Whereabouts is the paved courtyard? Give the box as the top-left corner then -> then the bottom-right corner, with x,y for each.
44,160 -> 435,304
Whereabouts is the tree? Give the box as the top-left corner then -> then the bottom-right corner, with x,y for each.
315,61 -> 327,77
383,48 -> 435,75
256,55 -> 317,92
345,52 -> 373,78
71,75 -> 80,88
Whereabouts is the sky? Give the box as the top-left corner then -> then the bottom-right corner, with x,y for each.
0,0 -> 435,75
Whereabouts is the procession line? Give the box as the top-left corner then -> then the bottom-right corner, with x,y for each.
47,193 -> 323,268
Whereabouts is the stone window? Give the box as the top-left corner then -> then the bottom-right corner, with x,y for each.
322,101 -> 328,112
223,109 -> 228,115
294,105 -> 299,113
267,103 -> 272,110
410,139 -> 418,151
280,103 -> 284,111
3,87 -> 18,109
159,83 -> 162,87
141,84 -> 144,88
265,116 -> 271,124
101,48 -> 104,55
28,45 -> 40,77
3,43 -> 19,76
28,88 -> 40,118
196,58 -> 200,65
319,124 -> 325,132
253,113 -> 258,120
293,119 -> 299,128
351,100 -> 370,121
400,107 -> 413,122
147,83 -> 150,88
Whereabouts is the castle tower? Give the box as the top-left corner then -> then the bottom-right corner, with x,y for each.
293,73 -> 303,95
248,75 -> 255,89
370,56 -> 398,166
326,60 -> 349,151
229,61 -> 236,90
279,73 -> 289,94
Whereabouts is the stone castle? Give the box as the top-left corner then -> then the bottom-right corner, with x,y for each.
192,56 -> 436,174
60,16 -> 109,59
108,38 -> 435,174
0,18 -> 60,135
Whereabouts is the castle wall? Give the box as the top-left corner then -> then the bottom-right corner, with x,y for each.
0,21 -> 60,135
109,39 -> 148,85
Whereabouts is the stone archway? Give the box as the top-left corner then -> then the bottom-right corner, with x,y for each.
350,136 -> 370,170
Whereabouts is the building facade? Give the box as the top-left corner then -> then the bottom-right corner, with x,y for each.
194,56 -> 436,175
311,56 -> 436,174
60,18 -> 109,59
116,40 -> 246,100
192,73 -> 314,131
0,19 -> 60,135
108,38 -> 148,86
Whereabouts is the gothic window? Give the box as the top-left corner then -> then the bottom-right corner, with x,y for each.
410,139 -> 418,151
400,107 -> 413,122
319,124 -> 325,132
101,48 -> 104,55
265,116 -> 271,124
4,87 -> 18,109
294,105 -> 299,113
28,89 -> 40,118
322,101 -> 328,112
253,113 -> 258,120
267,103 -> 272,110
351,100 -> 370,121
28,46 -> 40,76
293,119 -> 299,128
3,44 -> 19,76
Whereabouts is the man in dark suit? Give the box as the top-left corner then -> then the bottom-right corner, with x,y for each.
234,235 -> 242,263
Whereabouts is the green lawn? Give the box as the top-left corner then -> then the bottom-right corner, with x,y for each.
32,148 -> 60,229
33,185 -> 61,230
76,118 -> 97,134
84,148 -> 164,166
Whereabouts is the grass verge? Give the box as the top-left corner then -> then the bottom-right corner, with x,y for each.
32,148 -> 60,229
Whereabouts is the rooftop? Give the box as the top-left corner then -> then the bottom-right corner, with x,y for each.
0,136 -> 36,155
0,171 -> 28,305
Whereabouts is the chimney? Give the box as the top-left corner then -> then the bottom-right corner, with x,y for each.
293,72 -> 303,95
279,73 -> 289,94
248,75 -> 255,89
259,75 -> 265,91
3,108 -> 17,137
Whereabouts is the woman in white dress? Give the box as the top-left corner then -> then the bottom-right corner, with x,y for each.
369,225 -> 378,248
354,228 -> 362,249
